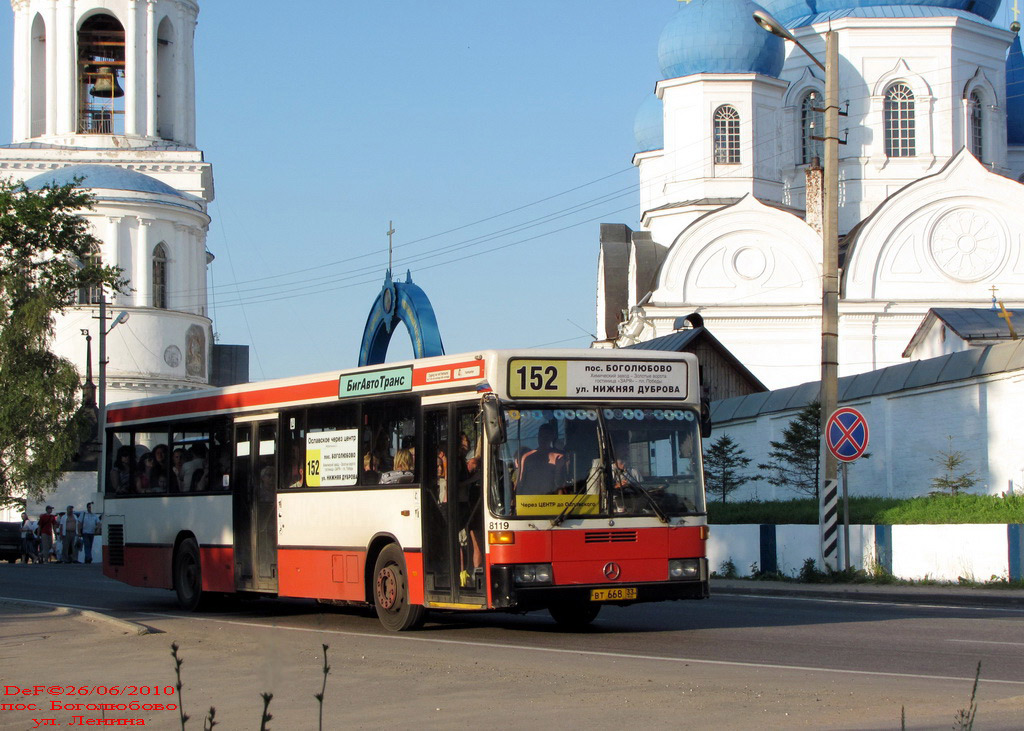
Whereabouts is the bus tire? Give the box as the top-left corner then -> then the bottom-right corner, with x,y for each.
548,601 -> 601,629
372,544 -> 426,631
173,537 -> 207,611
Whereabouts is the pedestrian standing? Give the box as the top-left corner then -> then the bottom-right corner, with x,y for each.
19,512 -> 39,564
37,506 -> 57,563
80,502 -> 101,564
58,505 -> 81,563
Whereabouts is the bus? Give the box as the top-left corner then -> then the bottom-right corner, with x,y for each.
102,349 -> 710,630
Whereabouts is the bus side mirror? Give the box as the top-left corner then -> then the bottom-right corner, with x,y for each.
700,399 -> 713,439
481,397 -> 506,445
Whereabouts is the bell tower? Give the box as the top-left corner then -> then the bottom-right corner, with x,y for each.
10,0 -> 198,147
0,0 -> 227,405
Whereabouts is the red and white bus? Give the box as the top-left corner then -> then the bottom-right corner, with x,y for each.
102,349 -> 710,630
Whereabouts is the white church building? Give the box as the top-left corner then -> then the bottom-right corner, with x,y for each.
0,0 -> 247,521
597,0 -> 1024,391
0,0 -> 241,405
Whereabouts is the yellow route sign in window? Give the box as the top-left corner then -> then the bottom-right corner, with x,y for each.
507,359 -> 688,400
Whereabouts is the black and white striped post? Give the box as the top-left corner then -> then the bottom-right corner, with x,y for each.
820,478 -> 840,570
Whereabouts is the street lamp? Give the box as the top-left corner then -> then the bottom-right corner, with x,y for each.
754,10 -> 842,570
95,296 -> 129,493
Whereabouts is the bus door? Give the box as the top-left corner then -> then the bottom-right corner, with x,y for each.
232,417 -> 279,593
421,404 -> 486,605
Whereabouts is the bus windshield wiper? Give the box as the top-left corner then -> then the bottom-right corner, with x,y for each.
550,476 -> 594,528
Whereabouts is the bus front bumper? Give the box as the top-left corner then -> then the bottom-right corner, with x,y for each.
489,559 -> 709,611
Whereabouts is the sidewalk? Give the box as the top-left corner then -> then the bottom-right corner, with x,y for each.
711,577 -> 1024,608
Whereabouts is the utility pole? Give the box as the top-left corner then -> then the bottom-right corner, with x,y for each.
819,29 -> 841,570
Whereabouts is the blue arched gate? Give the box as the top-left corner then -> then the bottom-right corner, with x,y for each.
358,271 -> 445,367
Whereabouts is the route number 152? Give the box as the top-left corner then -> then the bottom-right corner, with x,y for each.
515,364 -> 558,392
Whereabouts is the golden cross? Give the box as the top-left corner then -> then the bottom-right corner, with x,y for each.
1014,0 -> 1021,23
997,301 -> 1018,339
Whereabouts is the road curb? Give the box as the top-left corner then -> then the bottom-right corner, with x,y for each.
0,598 -> 153,635
711,584 -> 1024,609
75,608 -> 153,635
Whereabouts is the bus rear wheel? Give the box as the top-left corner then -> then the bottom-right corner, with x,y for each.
174,537 -> 207,611
548,601 -> 601,629
372,544 -> 426,631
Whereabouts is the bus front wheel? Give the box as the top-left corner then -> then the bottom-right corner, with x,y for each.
548,601 -> 601,629
372,544 -> 426,631
174,537 -> 207,611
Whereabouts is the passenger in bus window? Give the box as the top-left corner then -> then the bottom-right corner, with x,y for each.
609,434 -> 642,513
181,443 -> 207,491
510,446 -> 531,489
171,448 -> 186,490
286,443 -> 305,488
363,452 -> 380,483
110,446 -> 133,494
258,463 -> 275,501
135,452 -> 155,493
152,444 -> 174,491
516,422 -> 566,495
192,449 -> 211,491
457,432 -> 483,585
380,448 -> 414,484
436,448 -> 448,502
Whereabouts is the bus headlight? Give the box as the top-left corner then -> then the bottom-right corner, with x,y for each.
513,563 -> 553,586
669,559 -> 700,580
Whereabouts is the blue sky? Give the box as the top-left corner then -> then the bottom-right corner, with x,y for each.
0,1 -> 1019,380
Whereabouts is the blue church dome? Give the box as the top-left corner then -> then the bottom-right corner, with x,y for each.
658,0 -> 785,79
633,95 -> 664,152
23,164 -> 184,198
1007,35 -> 1024,145
758,1 -> 999,28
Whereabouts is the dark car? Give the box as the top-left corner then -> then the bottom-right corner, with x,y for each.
0,521 -> 22,562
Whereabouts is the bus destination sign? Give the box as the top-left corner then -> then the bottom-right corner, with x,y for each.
338,365 -> 413,399
507,359 -> 688,400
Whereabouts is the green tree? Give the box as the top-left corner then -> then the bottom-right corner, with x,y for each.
929,435 -> 980,497
758,401 -> 821,500
703,433 -> 756,504
0,177 -> 124,506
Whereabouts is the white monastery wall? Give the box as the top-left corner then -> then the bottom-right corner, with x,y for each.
708,524 -> 1016,581
713,365 -> 1024,501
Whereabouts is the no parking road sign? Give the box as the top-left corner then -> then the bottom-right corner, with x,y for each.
826,407 -> 869,462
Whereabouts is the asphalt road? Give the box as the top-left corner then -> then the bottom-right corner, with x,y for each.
2,563 -> 1023,729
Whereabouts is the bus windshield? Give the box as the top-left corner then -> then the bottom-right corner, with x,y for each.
489,406 -> 705,520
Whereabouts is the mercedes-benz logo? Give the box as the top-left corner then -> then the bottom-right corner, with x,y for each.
603,562 -> 621,580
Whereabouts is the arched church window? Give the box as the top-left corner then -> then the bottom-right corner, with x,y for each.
156,17 -> 178,141
77,14 -> 126,135
713,105 -> 740,164
883,83 -> 915,157
30,14 -> 47,138
78,254 -> 103,306
969,91 -> 984,161
801,91 -> 823,165
153,243 -> 168,309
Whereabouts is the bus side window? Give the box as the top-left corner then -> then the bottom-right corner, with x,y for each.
361,399 -> 418,485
